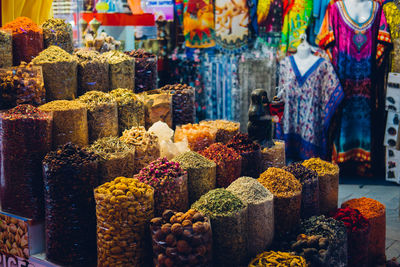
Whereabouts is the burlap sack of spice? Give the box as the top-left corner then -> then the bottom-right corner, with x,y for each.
261,140 -> 285,172
141,89 -> 172,129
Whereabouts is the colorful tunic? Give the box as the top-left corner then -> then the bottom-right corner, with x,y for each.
317,1 -> 391,174
258,0 -> 284,47
276,56 -> 344,160
310,0 -> 331,45
384,2 -> 400,72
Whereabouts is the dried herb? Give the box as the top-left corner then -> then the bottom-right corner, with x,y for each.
249,251 -> 307,267
125,49 -> 157,93
261,140 -> 285,171
290,234 -> 331,266
173,151 -> 216,204
0,29 -> 12,67
192,188 -> 247,266
175,123 -> 216,151
32,46 -> 78,101
95,177 -> 154,266
227,177 -> 274,256
43,143 -> 98,266
141,89 -> 172,129
0,105 -> 52,220
42,18 -> 73,53
102,50 -> 135,91
200,120 -> 240,144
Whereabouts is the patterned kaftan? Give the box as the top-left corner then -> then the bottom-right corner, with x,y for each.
277,56 -> 344,160
317,1 -> 391,174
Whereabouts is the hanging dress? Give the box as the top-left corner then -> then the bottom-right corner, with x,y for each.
257,0 -> 284,47
276,56 -> 344,160
317,1 -> 391,175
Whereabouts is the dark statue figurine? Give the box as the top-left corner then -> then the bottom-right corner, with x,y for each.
248,89 -> 274,148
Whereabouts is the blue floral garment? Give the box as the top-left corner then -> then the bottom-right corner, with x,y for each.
276,56 -> 344,160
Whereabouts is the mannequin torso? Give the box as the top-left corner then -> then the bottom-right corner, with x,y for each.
293,41 -> 319,76
343,0 -> 373,25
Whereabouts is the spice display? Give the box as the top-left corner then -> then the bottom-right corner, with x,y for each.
299,215 -> 348,266
227,133 -> 262,178
39,100 -> 88,149
136,158 -> 188,216
200,120 -> 240,144
87,137 -> 135,184
258,168 -> 302,237
248,251 -> 307,267
0,105 -> 52,220
78,91 -> 118,142
302,158 -> 339,214
283,163 -> 320,218
0,214 -> 29,259
84,31 -> 122,53
261,140 -> 286,171
2,17 -> 43,65
200,143 -> 241,188
192,189 -> 247,266
126,49 -> 157,93
42,143 -> 98,266
41,18 -> 73,53
0,30 -> 12,67
159,84 -> 195,127
173,151 -> 216,204
32,46 -> 78,101
75,49 -> 109,94
102,51 -> 135,91
341,198 -> 386,266
0,62 -> 45,109
227,177 -> 274,256
142,89 -> 172,129
120,126 -> 160,173
110,88 -> 145,134
95,177 -> 154,266
150,209 -> 213,266
332,207 -> 370,266
175,123 -> 217,151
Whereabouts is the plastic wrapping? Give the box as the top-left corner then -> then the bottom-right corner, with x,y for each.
174,123 -> 216,152
95,177 -> 154,267
0,105 -> 52,220
0,29 -> 12,68
0,64 -> 46,109
42,18 -> 74,53
200,120 -> 240,144
261,140 -> 285,172
39,100 -> 89,149
42,143 -> 98,266
125,50 -> 157,93
103,51 -> 135,91
141,89 -> 172,129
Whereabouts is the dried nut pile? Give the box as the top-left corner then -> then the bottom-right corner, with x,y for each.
0,215 -> 29,259
174,123 -> 217,151
120,126 -> 160,173
0,29 -> 12,67
102,51 -> 135,91
95,177 -> 154,267
125,49 -> 157,93
258,168 -> 302,237
290,234 -> 330,265
200,143 -> 241,188
136,157 -> 188,216
200,120 -> 240,144
249,251 -> 307,267
173,151 -> 217,204
41,18 -> 73,53
150,209 -> 212,267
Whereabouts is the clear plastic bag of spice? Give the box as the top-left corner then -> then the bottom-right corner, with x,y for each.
0,105 -> 52,221
141,89 -> 172,129
0,29 -> 12,68
261,140 -> 286,172
42,18 -> 74,53
133,55 -> 157,93
150,209 -> 213,267
240,149 -> 262,178
95,177 -> 154,267
174,124 -> 217,152
103,51 -> 135,91
86,102 -> 119,143
200,120 -> 240,144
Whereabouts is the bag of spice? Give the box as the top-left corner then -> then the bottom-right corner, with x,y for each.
248,251 -> 307,267
192,188 -> 248,267
261,140 -> 286,171
78,91 -> 118,143
110,88 -> 145,134
0,62 -> 46,109
159,84 -> 195,128
42,143 -> 98,266
39,100 -> 89,149
332,207 -> 370,266
0,29 -> 12,68
341,197 -> 386,266
0,105 -> 52,220
125,49 -> 157,93
227,133 -> 262,178
227,177 -> 274,257
2,17 -> 43,65
200,120 -> 240,144
258,167 -> 302,238
120,126 -> 160,173
141,89 -> 172,129
87,137 -> 135,184
42,18 -> 73,53
175,123 -> 217,152
173,151 -> 216,204
150,209 -> 213,267
95,177 -> 154,267
102,51 -> 135,91
200,143 -> 241,188
136,157 -> 188,216
302,158 -> 339,215
32,46 -> 78,101
283,163 -> 320,219
74,49 -> 109,94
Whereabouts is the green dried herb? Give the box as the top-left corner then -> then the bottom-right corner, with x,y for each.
0,30 -> 12,68
78,91 -> 115,111
102,51 -> 135,91
32,46 -> 75,64
86,136 -> 133,160
42,18 -> 73,53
